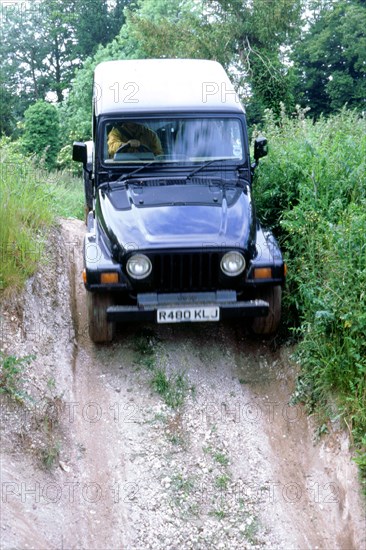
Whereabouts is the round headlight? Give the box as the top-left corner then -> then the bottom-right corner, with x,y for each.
126,254 -> 152,279
221,251 -> 246,277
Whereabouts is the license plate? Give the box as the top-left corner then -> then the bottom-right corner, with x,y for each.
157,306 -> 220,324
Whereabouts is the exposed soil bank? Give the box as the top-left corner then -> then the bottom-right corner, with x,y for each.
0,219 -> 365,549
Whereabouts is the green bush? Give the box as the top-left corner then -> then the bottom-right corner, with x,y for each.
22,100 -> 60,170
0,138 -> 83,290
0,352 -> 34,402
253,108 -> 366,485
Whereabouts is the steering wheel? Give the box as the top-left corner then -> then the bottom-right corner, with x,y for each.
116,142 -> 153,154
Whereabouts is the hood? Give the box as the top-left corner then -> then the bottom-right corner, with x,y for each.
96,182 -> 253,252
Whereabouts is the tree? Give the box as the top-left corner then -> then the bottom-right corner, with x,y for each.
0,68 -> 16,136
61,0 -> 305,144
72,0 -> 133,59
41,1 -> 81,103
123,0 -> 232,62
0,0 -> 134,131
207,0 -> 303,117
1,1 -> 79,105
292,0 -> 366,117
0,6 -> 50,103
121,0 -> 303,118
22,101 -> 60,169
59,0 -> 207,145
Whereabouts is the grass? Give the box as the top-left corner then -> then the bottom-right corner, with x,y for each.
0,138 -> 83,291
151,368 -> 190,409
0,351 -> 64,470
171,473 -> 195,494
213,452 -> 229,466
133,330 -> 193,409
244,516 -> 260,544
41,440 -> 60,469
0,352 -> 34,403
203,446 -> 230,467
133,329 -> 158,370
253,107 -> 366,490
167,433 -> 185,446
215,474 -> 231,490
211,509 -> 226,519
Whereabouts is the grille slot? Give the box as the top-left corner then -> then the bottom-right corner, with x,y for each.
151,252 -> 221,292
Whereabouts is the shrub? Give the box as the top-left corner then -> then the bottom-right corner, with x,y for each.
0,138 -> 83,290
0,352 -> 34,402
22,100 -> 60,170
253,108 -> 366,483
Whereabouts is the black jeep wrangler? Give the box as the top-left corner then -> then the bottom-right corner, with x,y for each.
73,59 -> 286,342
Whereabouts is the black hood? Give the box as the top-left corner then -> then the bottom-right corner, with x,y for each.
96,182 -> 254,252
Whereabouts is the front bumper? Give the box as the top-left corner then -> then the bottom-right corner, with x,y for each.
106,290 -> 269,323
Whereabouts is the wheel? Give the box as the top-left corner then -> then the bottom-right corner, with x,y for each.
86,292 -> 115,343
251,286 -> 282,335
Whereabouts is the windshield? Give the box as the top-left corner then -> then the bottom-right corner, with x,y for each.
102,117 -> 245,164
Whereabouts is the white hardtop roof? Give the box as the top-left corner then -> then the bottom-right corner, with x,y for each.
93,59 -> 245,117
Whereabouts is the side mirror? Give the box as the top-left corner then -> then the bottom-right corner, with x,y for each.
73,142 -> 88,165
254,136 -> 268,162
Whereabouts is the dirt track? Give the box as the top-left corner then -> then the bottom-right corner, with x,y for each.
0,218 -> 365,549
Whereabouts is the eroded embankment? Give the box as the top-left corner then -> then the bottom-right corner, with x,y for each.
0,218 -> 365,549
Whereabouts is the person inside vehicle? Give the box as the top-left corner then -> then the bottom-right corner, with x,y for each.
108,121 -> 163,156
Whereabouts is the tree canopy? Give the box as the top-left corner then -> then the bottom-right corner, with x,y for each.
0,0 -> 133,133
1,0 -> 365,144
293,0 -> 366,117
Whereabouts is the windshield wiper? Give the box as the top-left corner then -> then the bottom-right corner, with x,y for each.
115,158 -> 165,183
98,159 -> 164,191
185,158 -> 240,181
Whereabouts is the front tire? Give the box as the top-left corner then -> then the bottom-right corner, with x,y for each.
251,286 -> 282,335
86,292 -> 115,343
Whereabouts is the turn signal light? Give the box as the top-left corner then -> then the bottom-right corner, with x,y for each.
101,272 -> 119,284
253,267 -> 272,279
82,269 -> 87,284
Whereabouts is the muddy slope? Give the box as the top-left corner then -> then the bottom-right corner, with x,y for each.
0,218 -> 365,550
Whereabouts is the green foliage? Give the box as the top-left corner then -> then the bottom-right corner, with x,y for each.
215,474 -> 231,490
72,0 -> 131,59
293,1 -> 366,117
0,352 -> 34,402
0,0 -> 131,130
0,68 -> 16,136
60,0 -> 304,141
124,0 -> 233,63
204,0 -> 302,119
41,441 -> 60,470
132,329 -> 192,408
213,452 -> 229,466
1,1 -> 79,105
22,101 -> 60,169
253,108 -> 366,477
0,138 -> 83,290
133,329 -> 157,370
151,369 -> 190,409
248,56 -> 296,120
354,439 -> 366,496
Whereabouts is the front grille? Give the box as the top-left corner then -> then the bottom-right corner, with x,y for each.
151,251 -> 221,292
